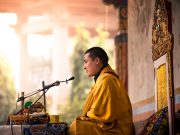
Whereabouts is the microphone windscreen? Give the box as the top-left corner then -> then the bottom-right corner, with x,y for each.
68,76 -> 75,81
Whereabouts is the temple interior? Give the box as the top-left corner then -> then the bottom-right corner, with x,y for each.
0,0 -> 180,134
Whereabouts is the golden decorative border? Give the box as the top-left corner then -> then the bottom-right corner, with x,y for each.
10,115 -> 28,124
152,0 -> 172,61
152,0 -> 175,134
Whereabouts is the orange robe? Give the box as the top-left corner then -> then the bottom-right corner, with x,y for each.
68,66 -> 135,135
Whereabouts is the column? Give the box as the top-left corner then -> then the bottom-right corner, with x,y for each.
50,25 -> 71,114
114,2 -> 128,90
16,13 -> 29,93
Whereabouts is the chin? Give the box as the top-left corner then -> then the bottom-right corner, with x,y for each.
87,73 -> 93,77
89,74 -> 96,77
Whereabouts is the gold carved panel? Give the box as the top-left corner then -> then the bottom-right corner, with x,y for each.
157,64 -> 168,110
153,0 -> 175,134
152,0 -> 172,61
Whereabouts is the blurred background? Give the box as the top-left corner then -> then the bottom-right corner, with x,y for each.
0,0 -> 117,124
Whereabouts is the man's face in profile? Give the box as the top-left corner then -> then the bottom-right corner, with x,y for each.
83,53 -> 100,77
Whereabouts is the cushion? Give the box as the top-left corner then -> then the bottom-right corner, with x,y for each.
140,106 -> 169,135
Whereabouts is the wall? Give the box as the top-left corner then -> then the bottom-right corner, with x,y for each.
128,0 -> 180,125
128,0 -> 155,122
171,0 -> 180,112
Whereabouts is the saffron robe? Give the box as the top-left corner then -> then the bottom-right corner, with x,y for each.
68,66 -> 135,135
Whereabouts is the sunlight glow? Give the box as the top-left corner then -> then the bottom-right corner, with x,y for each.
0,13 -> 20,90
27,34 -> 53,60
0,13 -> 17,25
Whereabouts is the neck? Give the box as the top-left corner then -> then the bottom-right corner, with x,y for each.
94,64 -> 108,82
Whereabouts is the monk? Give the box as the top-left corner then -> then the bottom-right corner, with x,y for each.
68,47 -> 135,135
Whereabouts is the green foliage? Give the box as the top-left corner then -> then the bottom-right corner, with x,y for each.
91,24 -> 114,68
60,95 -> 87,125
61,24 -> 92,124
0,55 -> 16,124
70,23 -> 92,103
95,25 -> 109,45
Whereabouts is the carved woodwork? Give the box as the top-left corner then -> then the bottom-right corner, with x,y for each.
152,0 -> 173,61
152,0 -> 175,134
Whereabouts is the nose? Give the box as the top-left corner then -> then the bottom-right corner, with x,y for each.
83,63 -> 86,69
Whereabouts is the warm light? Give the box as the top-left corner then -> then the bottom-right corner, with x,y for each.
0,13 -> 20,90
27,34 -> 53,60
0,13 -> 17,25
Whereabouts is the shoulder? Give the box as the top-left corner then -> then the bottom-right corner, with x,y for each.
96,72 -> 119,88
99,71 -> 119,82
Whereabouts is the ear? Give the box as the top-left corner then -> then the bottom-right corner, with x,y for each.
95,57 -> 101,65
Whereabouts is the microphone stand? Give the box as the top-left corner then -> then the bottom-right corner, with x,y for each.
16,77 -> 74,115
42,81 -> 46,113
16,81 -> 55,114
30,87 -> 50,113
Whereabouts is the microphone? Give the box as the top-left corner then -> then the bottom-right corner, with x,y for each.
43,77 -> 74,88
67,76 -> 75,81
43,80 -> 60,89
59,76 -> 75,84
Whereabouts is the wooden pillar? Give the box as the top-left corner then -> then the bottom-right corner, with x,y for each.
102,0 -> 128,90
114,3 -> 128,90
115,32 -> 128,89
